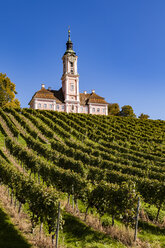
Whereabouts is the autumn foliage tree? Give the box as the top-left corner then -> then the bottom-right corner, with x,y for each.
138,113 -> 149,120
0,73 -> 20,108
108,103 -> 120,116
118,105 -> 136,117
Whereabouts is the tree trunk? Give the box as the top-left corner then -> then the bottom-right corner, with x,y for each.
39,222 -> 43,239
10,190 -> 13,205
75,199 -> 79,212
8,187 -> 10,199
72,185 -> 74,209
18,202 -> 22,215
67,194 -> 70,205
14,198 -> 17,208
156,205 -> 161,222
38,173 -> 40,184
72,195 -> 74,209
84,205 -> 89,221
112,215 -> 115,226
52,234 -> 55,247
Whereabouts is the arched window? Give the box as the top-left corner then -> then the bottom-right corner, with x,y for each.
70,62 -> 74,74
70,83 -> 74,91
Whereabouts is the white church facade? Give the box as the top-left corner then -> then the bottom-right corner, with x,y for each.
29,30 -> 108,115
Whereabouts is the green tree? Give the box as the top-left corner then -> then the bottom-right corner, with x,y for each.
138,113 -> 149,120
118,105 -> 136,117
108,103 -> 120,116
0,73 -> 20,108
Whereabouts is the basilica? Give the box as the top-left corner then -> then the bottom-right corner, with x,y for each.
29,30 -> 108,115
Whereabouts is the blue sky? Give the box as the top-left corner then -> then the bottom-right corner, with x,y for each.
0,0 -> 165,120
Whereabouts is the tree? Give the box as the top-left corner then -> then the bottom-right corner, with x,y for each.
138,113 -> 149,120
118,105 -> 136,117
0,73 -> 20,108
108,103 -> 120,116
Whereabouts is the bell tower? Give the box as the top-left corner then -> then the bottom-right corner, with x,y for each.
61,28 -> 80,113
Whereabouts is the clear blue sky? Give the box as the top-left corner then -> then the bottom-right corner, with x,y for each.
0,0 -> 165,120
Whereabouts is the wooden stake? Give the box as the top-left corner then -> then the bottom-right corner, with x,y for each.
72,185 -> 74,209
55,202 -> 61,248
134,197 -> 140,242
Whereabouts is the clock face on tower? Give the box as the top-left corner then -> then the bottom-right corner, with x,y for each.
69,56 -> 76,63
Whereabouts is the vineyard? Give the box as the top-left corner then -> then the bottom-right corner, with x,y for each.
0,107 -> 165,248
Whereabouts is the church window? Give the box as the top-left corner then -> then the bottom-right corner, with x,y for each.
97,108 -> 100,113
72,105 -> 74,110
70,62 -> 74,74
49,104 -> 53,109
56,105 -> 59,110
103,108 -> 105,113
70,83 -> 74,91
81,106 -> 83,112
62,105 -> 64,110
92,108 -> 95,113
38,103 -> 41,108
44,104 -> 47,109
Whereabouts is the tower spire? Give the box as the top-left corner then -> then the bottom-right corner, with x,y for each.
65,26 -> 76,55
68,26 -> 71,41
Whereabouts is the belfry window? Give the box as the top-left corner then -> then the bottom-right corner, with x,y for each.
70,62 -> 73,74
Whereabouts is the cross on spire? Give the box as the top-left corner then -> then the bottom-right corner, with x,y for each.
68,26 -> 71,41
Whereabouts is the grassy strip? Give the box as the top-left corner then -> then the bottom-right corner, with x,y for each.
60,212 -> 126,248
0,204 -> 31,248
138,221 -> 165,248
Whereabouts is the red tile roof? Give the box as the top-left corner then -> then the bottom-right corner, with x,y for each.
80,92 -> 108,105
29,87 -> 107,106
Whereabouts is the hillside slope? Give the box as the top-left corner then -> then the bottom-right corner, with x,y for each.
0,108 -> 164,248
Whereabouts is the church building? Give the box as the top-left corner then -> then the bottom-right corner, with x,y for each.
29,30 -> 108,115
